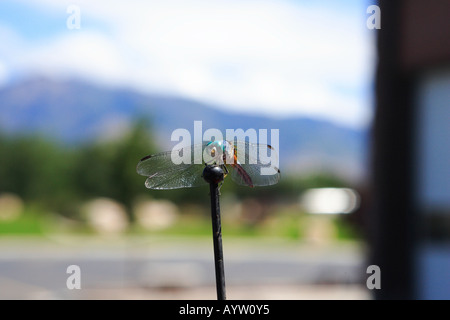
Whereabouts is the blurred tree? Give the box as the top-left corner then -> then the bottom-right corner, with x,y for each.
0,119 -> 157,219
0,126 -> 352,223
110,119 -> 157,209
72,118 -> 156,220
0,133 -> 75,210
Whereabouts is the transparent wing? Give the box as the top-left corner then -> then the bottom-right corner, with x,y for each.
228,141 -> 281,187
137,142 -> 210,189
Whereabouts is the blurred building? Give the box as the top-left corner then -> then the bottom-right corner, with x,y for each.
371,0 -> 450,299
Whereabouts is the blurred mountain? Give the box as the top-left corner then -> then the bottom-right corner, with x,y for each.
0,77 -> 368,181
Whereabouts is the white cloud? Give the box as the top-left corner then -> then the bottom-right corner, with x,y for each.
5,0 -> 375,128
21,32 -> 129,86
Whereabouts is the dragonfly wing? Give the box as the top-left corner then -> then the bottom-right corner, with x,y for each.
137,150 -> 207,189
229,163 -> 280,187
229,141 -> 281,187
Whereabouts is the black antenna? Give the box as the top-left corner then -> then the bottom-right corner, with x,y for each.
202,165 -> 226,300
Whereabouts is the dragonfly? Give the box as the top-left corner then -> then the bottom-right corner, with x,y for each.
137,140 -> 280,189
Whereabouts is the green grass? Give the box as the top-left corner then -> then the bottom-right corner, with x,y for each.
334,218 -> 362,241
0,204 -> 362,243
132,206 -> 307,239
0,209 -> 48,234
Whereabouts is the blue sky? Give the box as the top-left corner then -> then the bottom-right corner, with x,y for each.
0,0 -> 376,129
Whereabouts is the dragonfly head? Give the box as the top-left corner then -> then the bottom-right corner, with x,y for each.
205,140 -> 223,165
205,140 -> 234,165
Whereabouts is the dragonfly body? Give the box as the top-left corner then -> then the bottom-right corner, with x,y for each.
205,140 -> 255,187
137,140 -> 280,190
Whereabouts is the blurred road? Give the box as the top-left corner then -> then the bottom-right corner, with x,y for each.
0,235 -> 371,299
